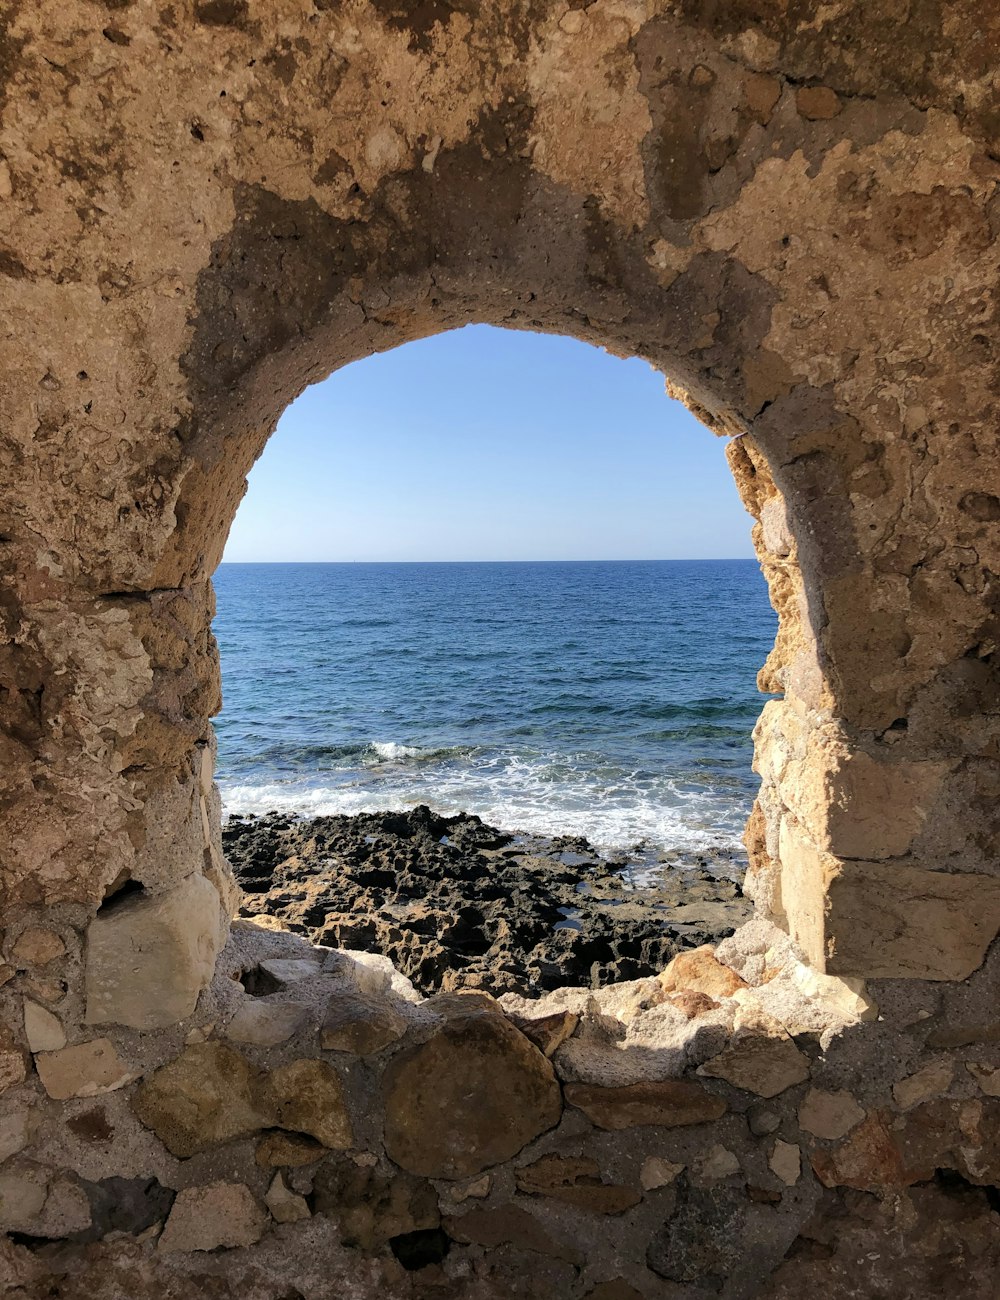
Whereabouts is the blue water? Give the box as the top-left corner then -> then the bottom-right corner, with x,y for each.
212,561 -> 776,860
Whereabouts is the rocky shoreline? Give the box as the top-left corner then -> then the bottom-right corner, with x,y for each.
222,805 -> 751,998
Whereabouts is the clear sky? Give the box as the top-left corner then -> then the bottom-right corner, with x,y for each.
222,324 -> 755,562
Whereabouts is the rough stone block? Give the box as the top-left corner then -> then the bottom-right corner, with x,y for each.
35,1039 -> 135,1100
564,1080 -> 727,1129
158,1182 -> 267,1252
85,872 -> 224,1029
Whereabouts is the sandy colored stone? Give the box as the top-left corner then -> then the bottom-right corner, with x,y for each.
0,1101 -> 36,1163
0,1167 -> 49,1231
255,1132 -> 327,1168
508,1009 -> 579,1057
268,1058 -> 353,1150
23,1000 -> 66,1053
892,1060 -> 954,1110
798,1087 -> 865,1140
694,1144 -> 741,1183
796,85 -> 842,119
698,1010 -> 810,1099
158,1182 -> 267,1252
11,928 -> 65,967
35,1039 -> 134,1100
769,1140 -> 800,1185
320,993 -> 407,1055
565,1080 -> 727,1130
225,999 -> 310,1047
966,1062 -> 1000,1097
640,1156 -> 685,1190
668,990 -> 721,1019
265,1173 -> 310,1224
85,873 -> 225,1029
132,1041 -> 269,1157
382,1009 -> 561,1178
657,946 -> 747,1000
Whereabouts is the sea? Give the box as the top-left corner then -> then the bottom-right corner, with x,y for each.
212,560 -> 776,869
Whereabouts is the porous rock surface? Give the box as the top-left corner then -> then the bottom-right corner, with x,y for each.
2,2 -> 1000,1297
223,805 -> 751,995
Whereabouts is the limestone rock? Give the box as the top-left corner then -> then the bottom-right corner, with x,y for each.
798,1087 -> 865,1140
132,1041 -> 269,1157
0,1101 -> 36,1162
640,1156 -> 684,1190
320,992 -> 407,1055
515,1154 -> 641,1215
158,1181 -> 267,1252
966,1062 -> 1000,1097
23,1000 -> 66,1052
694,1144 -> 741,1183
268,1058 -> 353,1150
35,1039 -> 134,1100
564,1080 -> 727,1130
265,1173 -> 310,1224
892,1059 -> 954,1110
11,928 -> 65,967
255,1132 -> 327,1168
0,1167 -> 49,1231
85,873 -> 225,1029
507,1009 -> 579,1057
657,946 -> 747,1000
382,1009 -> 561,1178
225,999 -> 310,1047
769,1140 -> 801,1185
697,1001 -> 811,1099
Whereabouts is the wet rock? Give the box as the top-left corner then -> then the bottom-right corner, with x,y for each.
565,1079 -> 726,1130
84,873 -> 225,1030
158,1181 -> 268,1252
223,808 -> 750,998
382,1005 -> 561,1178
35,1038 -> 135,1100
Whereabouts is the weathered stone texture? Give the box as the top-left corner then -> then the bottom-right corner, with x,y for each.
0,1 -> 998,1296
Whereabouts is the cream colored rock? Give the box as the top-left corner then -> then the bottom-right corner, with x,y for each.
0,1101 -> 36,1162
798,1088 -> 865,1140
85,873 -> 225,1029
23,1001 -> 66,1053
892,1060 -> 954,1110
769,1140 -> 801,1185
0,1167 -> 48,1230
694,1144 -> 741,1183
35,1039 -> 135,1100
11,928 -> 65,967
966,1063 -> 1000,1098
640,1156 -> 684,1190
225,1000 -> 310,1047
265,1173 -> 310,1224
158,1182 -> 268,1252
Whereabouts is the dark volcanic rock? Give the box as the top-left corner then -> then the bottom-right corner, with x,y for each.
222,805 -> 750,997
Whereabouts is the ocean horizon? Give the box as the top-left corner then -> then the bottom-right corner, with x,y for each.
212,558 -> 777,867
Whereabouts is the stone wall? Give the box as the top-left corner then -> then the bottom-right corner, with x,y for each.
1,2 -> 998,1296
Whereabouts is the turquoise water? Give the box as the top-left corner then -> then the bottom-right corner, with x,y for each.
212,561 -> 777,859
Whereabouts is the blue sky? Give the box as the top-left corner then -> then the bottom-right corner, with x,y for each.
223,324 -> 755,562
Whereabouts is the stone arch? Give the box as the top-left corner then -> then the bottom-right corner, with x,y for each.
2,2 -> 1000,1292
